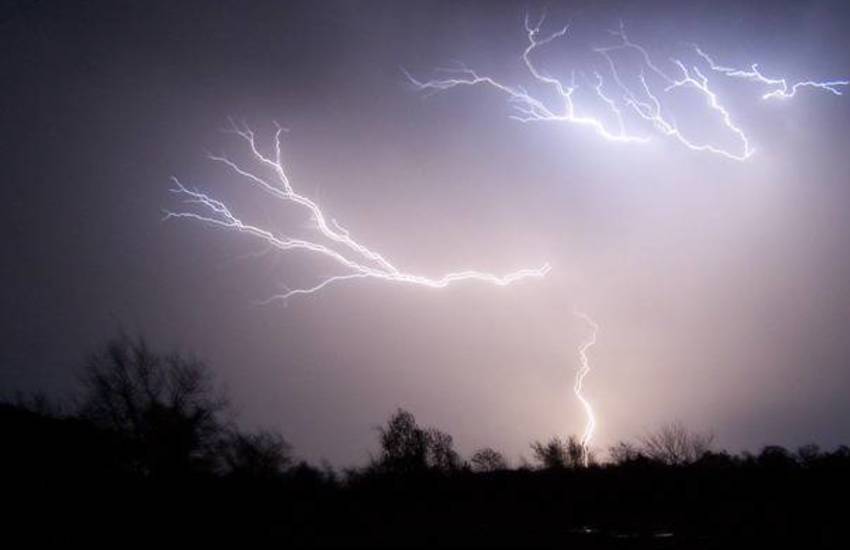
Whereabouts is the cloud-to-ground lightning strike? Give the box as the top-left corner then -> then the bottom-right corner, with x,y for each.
165,122 -> 550,302
408,16 -> 847,161
574,311 -> 599,467
408,15 -> 847,462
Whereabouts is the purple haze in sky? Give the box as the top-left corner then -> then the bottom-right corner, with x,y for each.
2,0 -> 850,465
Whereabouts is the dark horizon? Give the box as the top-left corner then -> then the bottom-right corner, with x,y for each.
3,0 -> 850,469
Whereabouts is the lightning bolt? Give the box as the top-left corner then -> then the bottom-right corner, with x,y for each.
574,311 -> 599,467
408,16 -> 847,161
405,14 -> 650,146
165,121 -> 550,302
691,45 -> 849,100
595,22 -> 754,160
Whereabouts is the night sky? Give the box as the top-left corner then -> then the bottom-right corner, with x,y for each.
3,0 -> 850,466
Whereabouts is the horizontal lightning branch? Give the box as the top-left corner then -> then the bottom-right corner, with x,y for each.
408,16 -> 848,161
692,45 -> 849,100
165,122 -> 550,302
406,15 -> 650,146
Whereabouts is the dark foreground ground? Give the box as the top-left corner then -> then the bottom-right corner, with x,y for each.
3,404 -> 848,548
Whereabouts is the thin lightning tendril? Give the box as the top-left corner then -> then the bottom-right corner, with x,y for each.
164,121 -> 550,302
595,22 -> 754,160
692,45 -> 849,100
405,14 -> 649,145
574,311 -> 599,467
408,16 -> 847,161
163,16 -> 848,460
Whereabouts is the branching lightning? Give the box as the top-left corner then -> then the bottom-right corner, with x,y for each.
407,16 -> 847,161
165,122 -> 550,302
405,14 -> 650,146
405,14 -> 847,461
574,311 -> 599,467
692,45 -> 849,100
595,22 -> 754,160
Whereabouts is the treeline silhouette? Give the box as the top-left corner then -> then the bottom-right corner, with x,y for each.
3,335 -> 849,547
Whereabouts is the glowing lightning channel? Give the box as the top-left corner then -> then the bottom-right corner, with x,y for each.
407,15 -> 755,161
692,45 -> 849,100
164,121 -> 550,302
596,22 -> 754,161
405,14 -> 650,145
574,311 -> 599,467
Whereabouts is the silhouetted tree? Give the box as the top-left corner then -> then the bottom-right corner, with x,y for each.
608,441 -> 642,464
756,445 -> 797,470
694,450 -> 738,469
818,445 -> 850,470
375,408 -> 430,474
796,443 -> 821,468
530,436 -> 585,469
78,334 -> 229,477
11,390 -> 62,417
224,429 -> 292,480
470,447 -> 508,472
426,428 -> 461,472
638,421 -> 714,465
373,408 -> 461,474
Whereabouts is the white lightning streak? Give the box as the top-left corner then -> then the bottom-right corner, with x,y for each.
405,14 -> 649,145
408,16 -> 757,160
692,45 -> 849,100
595,22 -> 754,160
574,311 -> 599,467
165,122 -> 550,302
